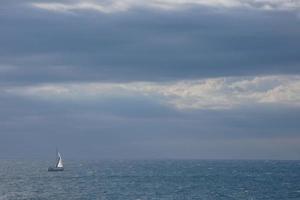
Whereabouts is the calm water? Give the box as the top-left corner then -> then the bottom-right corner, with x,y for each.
0,160 -> 299,200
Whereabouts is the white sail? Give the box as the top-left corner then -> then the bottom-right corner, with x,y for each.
56,152 -> 64,168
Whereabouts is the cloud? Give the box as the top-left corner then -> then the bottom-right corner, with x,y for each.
1,0 -> 300,159
32,1 -> 130,14
1,85 -> 300,159
30,0 -> 300,14
31,0 -> 242,13
5,75 -> 300,110
1,1 -> 300,84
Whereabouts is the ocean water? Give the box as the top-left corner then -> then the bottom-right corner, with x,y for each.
0,160 -> 299,200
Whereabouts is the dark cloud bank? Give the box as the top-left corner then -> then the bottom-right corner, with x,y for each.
1,2 -> 300,83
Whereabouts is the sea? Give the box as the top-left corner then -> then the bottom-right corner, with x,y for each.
0,160 -> 299,200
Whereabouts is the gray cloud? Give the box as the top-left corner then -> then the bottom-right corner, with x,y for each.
0,1 -> 300,84
0,88 -> 300,159
5,75 -> 300,109
30,0 -> 300,13
0,1 -> 300,159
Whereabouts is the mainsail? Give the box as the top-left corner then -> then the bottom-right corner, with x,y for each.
48,149 -> 64,171
56,152 -> 63,168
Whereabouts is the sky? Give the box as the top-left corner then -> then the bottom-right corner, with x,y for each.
1,0 -> 300,160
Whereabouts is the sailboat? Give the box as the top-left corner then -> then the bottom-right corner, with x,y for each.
48,150 -> 64,171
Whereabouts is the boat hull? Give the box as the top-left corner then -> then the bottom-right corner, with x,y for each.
48,167 -> 64,172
